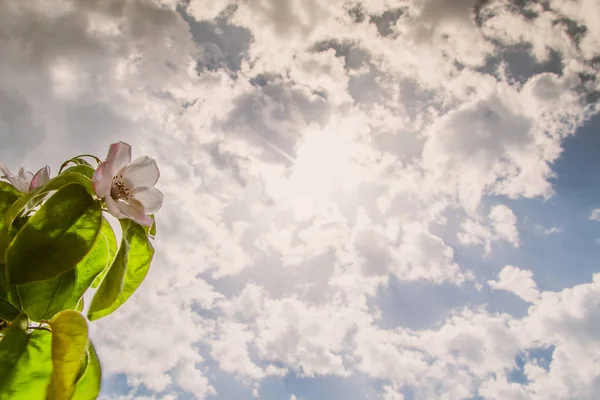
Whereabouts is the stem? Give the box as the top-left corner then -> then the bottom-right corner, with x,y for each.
58,154 -> 102,173
77,154 -> 102,164
57,160 -> 70,174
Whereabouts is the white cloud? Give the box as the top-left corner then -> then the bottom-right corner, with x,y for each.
590,208 -> 600,221
354,274 -> 600,399
459,204 -> 519,255
381,385 -> 405,400
536,225 -> 562,235
1,0 -> 599,399
490,205 -> 520,247
488,265 -> 540,303
172,360 -> 216,398
549,0 -> 600,61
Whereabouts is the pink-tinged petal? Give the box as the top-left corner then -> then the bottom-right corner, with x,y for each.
92,161 -> 112,198
9,178 -> 30,193
0,163 -> 30,192
28,166 -> 50,191
106,142 -> 132,177
120,156 -> 159,190
105,196 -> 128,219
132,187 -> 164,214
0,162 -> 12,179
8,175 -> 30,193
116,198 -> 154,226
17,168 -> 33,182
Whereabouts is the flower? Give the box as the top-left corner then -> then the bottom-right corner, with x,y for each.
92,142 -> 163,226
0,163 -> 50,193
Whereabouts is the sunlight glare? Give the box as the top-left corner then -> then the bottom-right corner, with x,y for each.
285,129 -> 355,217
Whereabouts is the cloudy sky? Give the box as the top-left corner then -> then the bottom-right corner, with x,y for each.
2,0 -> 600,399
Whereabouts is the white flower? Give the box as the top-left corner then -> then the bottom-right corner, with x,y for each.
0,163 -> 50,193
92,142 -> 163,226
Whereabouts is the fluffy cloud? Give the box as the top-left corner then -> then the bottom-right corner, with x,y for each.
1,0 -> 599,399
356,274 -> 600,399
536,225 -> 562,235
488,265 -> 540,303
459,204 -> 519,255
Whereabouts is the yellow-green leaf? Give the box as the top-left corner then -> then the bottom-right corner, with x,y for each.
0,315 -> 28,384
75,297 -> 84,313
88,220 -> 154,321
4,171 -> 94,229
61,165 -> 95,180
18,217 -> 117,321
90,218 -> 119,289
6,183 -> 102,285
71,341 -> 102,400
48,310 -> 89,400
0,315 -> 53,400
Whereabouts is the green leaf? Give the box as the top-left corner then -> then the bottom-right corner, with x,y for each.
90,218 -> 118,289
0,184 -> 20,232
143,214 -> 156,238
0,315 -> 53,400
0,184 -> 21,269
71,341 -> 101,400
0,265 -> 20,322
61,164 -> 95,180
6,184 -> 102,285
48,310 -> 88,400
0,315 -> 28,382
0,230 -> 12,262
0,181 -> 23,197
17,217 -> 117,321
88,220 -> 154,321
0,299 -> 20,322
17,272 -> 75,323
4,172 -> 96,229
75,297 -> 84,313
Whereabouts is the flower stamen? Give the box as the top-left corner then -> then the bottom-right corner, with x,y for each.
111,174 -> 131,200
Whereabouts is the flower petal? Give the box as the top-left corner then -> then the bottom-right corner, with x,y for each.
9,178 -> 30,193
0,165 -> 24,192
120,156 -> 159,190
92,161 -> 112,198
0,164 -> 38,192
28,166 -> 50,191
0,162 -> 13,179
106,142 -> 132,177
105,196 -> 128,219
0,164 -> 30,193
18,168 -> 33,182
116,198 -> 154,226
132,187 -> 164,214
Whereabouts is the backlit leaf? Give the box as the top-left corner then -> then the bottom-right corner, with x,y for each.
4,172 -> 95,229
6,183 -> 102,285
71,341 -> 102,400
18,217 -> 117,321
88,220 -> 154,321
0,315 -> 53,400
61,164 -> 95,181
47,310 -> 88,400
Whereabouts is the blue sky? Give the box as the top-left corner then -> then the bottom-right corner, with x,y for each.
1,0 -> 600,399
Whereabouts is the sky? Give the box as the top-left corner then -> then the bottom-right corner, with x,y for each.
1,0 -> 600,399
